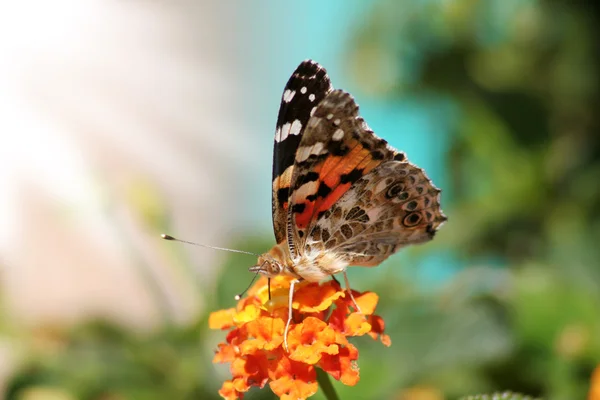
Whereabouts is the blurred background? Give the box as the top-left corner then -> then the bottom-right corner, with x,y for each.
0,0 -> 598,399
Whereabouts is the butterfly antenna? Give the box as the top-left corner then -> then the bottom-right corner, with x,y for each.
234,272 -> 260,300
161,234 -> 259,256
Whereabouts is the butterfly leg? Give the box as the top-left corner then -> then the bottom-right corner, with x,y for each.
268,278 -> 271,300
343,271 -> 362,313
283,278 -> 301,352
330,274 -> 340,286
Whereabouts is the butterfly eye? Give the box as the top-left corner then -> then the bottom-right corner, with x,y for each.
271,262 -> 283,274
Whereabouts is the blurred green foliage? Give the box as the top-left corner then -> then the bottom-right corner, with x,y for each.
460,393 -> 539,400
4,0 -> 599,399
347,0 -> 600,398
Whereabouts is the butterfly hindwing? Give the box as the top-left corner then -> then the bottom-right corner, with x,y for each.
286,89 -> 404,257
272,61 -> 332,244
307,160 -> 447,266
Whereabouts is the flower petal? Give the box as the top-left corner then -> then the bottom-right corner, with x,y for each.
230,353 -> 269,391
328,301 -> 371,337
213,343 -> 237,363
232,376 -> 250,392
344,313 -> 372,336
294,282 -> 346,312
319,343 -> 360,386
225,326 -> 247,346
218,380 -> 244,400
288,317 -> 339,364
240,317 -> 284,353
209,308 -> 236,330
250,276 -> 293,303
589,364 -> 600,400
270,375 -> 319,400
234,304 -> 262,325
354,292 -> 379,315
367,315 -> 392,346
269,356 -> 318,400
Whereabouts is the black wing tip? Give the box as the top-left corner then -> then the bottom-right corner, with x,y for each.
299,59 -> 322,68
293,59 -> 328,78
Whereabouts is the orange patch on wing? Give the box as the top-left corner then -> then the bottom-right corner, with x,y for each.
294,202 -> 315,229
292,141 -> 384,230
313,144 -> 378,217
320,140 -> 365,186
317,183 -> 351,213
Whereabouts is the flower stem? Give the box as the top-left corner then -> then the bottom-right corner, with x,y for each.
316,368 -> 340,400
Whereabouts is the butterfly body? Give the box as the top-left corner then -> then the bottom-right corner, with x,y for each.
253,60 -> 446,283
254,240 -> 348,282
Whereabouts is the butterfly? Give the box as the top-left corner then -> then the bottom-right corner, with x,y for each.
250,60 -> 446,349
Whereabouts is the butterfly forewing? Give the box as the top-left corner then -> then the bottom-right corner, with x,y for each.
272,61 -> 332,244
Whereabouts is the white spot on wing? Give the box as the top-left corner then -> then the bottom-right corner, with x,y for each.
295,142 -> 326,162
283,89 -> 296,103
300,86 -> 307,94
294,181 -> 318,199
295,147 -> 311,163
279,122 -> 291,141
273,120 -> 302,143
308,117 -> 320,128
374,179 -> 390,194
333,119 -> 341,126
326,113 -> 333,120
366,207 -> 383,222
290,120 -> 302,135
312,141 -> 324,154
309,94 -> 316,102
332,129 -> 344,141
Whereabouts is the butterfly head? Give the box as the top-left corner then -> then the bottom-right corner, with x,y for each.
249,253 -> 284,277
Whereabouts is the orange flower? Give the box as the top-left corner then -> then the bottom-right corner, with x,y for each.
590,364 -> 600,400
210,275 -> 390,399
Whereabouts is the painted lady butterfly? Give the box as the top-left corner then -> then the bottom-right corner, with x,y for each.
250,60 -> 446,348
252,60 -> 446,281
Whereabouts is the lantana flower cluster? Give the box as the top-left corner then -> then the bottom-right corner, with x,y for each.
209,275 -> 391,400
